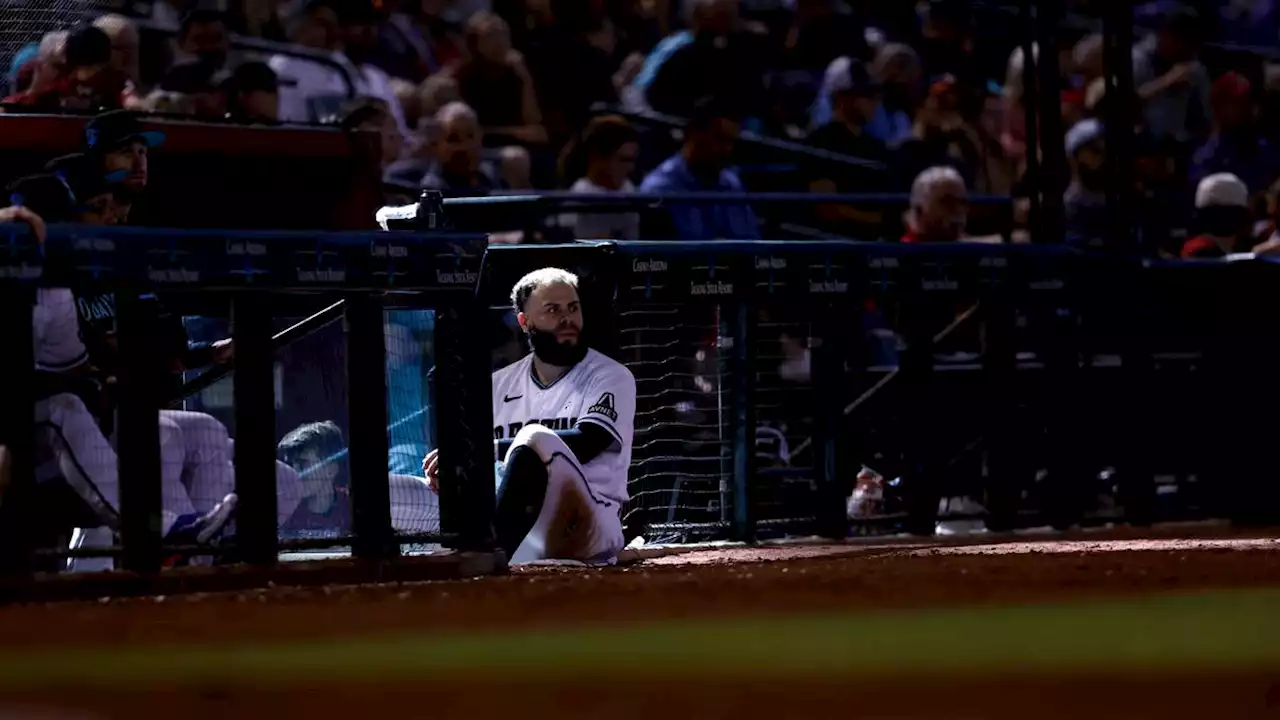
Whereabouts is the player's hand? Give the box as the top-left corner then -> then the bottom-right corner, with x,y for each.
212,338 -> 234,364
422,448 -> 440,493
0,206 -> 47,243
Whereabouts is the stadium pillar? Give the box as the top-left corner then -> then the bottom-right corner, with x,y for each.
0,288 -> 37,576
1034,0 -> 1067,245
233,293 -> 279,566
116,289 -> 165,574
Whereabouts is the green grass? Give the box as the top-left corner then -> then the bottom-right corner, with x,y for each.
4,589 -> 1280,687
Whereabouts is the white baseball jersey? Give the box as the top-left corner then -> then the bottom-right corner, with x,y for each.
492,348 -> 635,506
33,288 -> 89,373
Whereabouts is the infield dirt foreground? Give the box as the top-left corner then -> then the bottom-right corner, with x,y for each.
2,524 -> 1280,719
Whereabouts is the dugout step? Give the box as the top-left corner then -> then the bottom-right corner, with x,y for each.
0,551 -> 507,605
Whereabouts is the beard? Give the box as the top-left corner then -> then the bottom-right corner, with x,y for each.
527,326 -> 587,367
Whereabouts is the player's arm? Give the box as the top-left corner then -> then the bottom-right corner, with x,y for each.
573,364 -> 637,452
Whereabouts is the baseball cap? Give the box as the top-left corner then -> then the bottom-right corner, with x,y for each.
6,174 -> 76,223
822,56 -> 880,97
1195,172 -> 1248,209
1065,118 -> 1104,155
8,42 -> 39,90
44,153 -> 128,203
82,110 -> 167,152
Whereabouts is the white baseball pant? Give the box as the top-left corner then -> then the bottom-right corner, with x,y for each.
503,424 -> 624,566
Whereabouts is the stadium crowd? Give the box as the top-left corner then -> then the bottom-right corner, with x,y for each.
1,0 -> 1279,251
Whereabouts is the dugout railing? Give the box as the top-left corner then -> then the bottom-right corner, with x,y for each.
472,236 -> 1280,545
0,222 -> 501,601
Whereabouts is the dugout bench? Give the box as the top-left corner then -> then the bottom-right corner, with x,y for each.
0,221 -> 501,601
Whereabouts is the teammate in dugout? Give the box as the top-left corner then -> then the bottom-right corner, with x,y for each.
422,268 -> 636,565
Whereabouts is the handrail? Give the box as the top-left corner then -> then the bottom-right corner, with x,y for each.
445,191 -> 1013,209
589,103 -> 891,174
133,19 -> 358,101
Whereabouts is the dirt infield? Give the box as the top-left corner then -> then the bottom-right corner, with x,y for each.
2,525 -> 1280,718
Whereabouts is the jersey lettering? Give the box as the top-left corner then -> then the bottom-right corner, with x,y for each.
493,416 -> 579,439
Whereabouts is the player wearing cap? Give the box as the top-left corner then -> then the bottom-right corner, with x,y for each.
422,268 -> 634,564
1,187 -> 238,567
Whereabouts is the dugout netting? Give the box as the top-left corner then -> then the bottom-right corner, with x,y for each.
0,0 -> 115,93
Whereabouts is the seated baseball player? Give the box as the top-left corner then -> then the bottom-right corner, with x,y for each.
422,268 -> 635,565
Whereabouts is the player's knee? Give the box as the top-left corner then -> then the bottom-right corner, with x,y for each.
511,423 -> 568,463
501,443 -> 548,492
45,393 -> 89,419
173,411 -> 231,442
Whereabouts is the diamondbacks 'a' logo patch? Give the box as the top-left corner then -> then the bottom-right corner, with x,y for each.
587,392 -> 618,422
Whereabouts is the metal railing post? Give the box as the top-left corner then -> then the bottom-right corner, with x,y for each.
116,288 -> 164,574
729,262 -> 758,543
232,291 -> 279,566
345,294 -> 397,561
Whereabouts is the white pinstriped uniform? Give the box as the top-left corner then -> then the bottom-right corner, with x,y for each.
491,349 -> 635,564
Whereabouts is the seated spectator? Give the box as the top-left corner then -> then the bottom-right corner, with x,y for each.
1181,173 -> 1257,258
418,101 -> 526,194
4,25 -> 130,112
638,100 -> 760,240
1063,119 -> 1109,248
805,57 -> 891,237
645,0 -> 768,122
6,43 -> 39,96
897,75 -> 982,187
1189,72 -> 1280,197
225,61 -> 280,123
452,12 -> 547,147
270,0 -> 408,134
1258,177 -> 1280,248
901,166 -> 968,243
158,60 -> 227,118
518,0 -> 619,145
917,0 -> 983,115
341,97 -> 406,180
175,8 -> 233,73
971,80 -> 1015,195
387,0 -> 465,81
1133,5 -> 1211,144
93,14 -> 141,93
558,115 -> 641,240
775,0 -> 869,73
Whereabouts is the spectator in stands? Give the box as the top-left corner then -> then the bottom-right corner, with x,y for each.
158,60 -> 228,119
1253,177 -> 1280,251
901,165 -> 968,243
230,0 -> 289,42
339,0 -> 412,136
143,0 -> 199,31
558,115 -> 641,240
1190,72 -> 1280,197
638,99 -> 760,240
897,74 -> 982,188
175,9 -> 233,73
6,43 -> 40,97
805,57 -> 890,237
4,25 -> 129,112
516,0 -> 620,146
866,42 -> 919,145
277,420 -> 351,535
1062,118 -> 1108,248
971,80 -> 1015,195
419,101 -> 526,194
270,0 -> 346,123
384,0 -> 466,82
1181,172 -> 1256,258
452,12 -> 547,148
340,97 -> 406,181
917,0 -> 982,113
644,0 -> 768,123
1133,5 -> 1211,143
93,14 -> 142,92
225,61 -> 280,122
